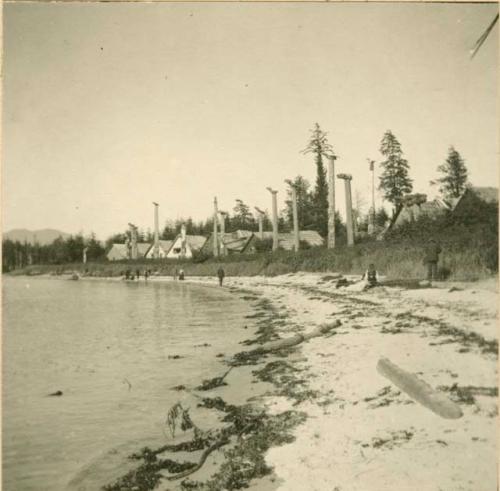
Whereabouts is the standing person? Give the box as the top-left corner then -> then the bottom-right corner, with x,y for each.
424,239 -> 442,282
179,269 -> 185,281
144,269 -> 149,281
217,267 -> 225,287
136,268 -> 141,280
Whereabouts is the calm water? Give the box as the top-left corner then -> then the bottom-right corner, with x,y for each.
2,276 -> 252,490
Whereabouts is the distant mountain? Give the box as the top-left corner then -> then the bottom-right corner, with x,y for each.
3,228 -> 71,245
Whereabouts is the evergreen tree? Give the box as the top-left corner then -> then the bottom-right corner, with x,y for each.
434,146 -> 468,199
378,130 -> 413,215
302,123 -> 336,237
231,199 -> 254,230
283,176 -> 315,230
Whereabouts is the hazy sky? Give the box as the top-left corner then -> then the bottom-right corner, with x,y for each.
3,2 -> 498,239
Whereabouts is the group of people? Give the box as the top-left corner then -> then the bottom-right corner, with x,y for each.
122,239 -> 442,290
124,269 -> 151,281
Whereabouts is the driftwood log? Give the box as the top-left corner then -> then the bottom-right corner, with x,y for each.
238,320 -> 342,357
377,357 -> 463,419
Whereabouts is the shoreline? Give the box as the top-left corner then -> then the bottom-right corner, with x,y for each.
8,273 -> 499,490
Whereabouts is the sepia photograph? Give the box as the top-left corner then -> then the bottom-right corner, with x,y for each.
2,1 -> 498,490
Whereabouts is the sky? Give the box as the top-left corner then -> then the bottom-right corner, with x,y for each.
2,2 -> 498,239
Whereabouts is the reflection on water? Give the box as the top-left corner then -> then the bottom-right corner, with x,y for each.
2,277 -> 251,490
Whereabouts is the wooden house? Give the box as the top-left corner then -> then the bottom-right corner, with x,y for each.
106,242 -> 151,261
166,234 -> 207,259
201,230 -> 257,255
144,240 -> 174,259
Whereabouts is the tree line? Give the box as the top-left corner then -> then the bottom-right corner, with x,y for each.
3,123 -> 471,269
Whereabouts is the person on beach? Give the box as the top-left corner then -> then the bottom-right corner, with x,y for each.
361,263 -> 379,290
136,269 -> 141,280
125,269 -> 131,280
179,269 -> 185,280
424,239 -> 442,282
144,270 -> 149,281
217,267 -> 225,287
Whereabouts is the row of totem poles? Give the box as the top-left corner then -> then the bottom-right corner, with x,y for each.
211,155 -> 377,256
121,156 -> 377,261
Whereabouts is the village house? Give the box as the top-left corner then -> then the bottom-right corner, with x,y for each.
260,230 -> 324,250
106,243 -> 151,261
144,240 -> 174,259
448,186 -> 498,214
385,186 -> 498,234
166,226 -> 207,259
201,230 -> 256,255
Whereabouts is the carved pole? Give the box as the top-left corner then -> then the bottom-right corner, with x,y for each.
285,180 -> 300,252
368,159 -> 376,235
153,202 -> 160,258
83,246 -> 88,264
337,174 -> 354,246
128,223 -> 138,259
266,187 -> 279,251
327,155 -> 337,248
219,211 -> 228,256
213,197 -> 219,257
254,207 -> 265,240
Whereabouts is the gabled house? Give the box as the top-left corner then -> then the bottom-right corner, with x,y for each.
201,230 -> 256,255
448,187 -> 498,214
392,199 -> 450,228
144,240 -> 174,259
260,230 -> 324,250
106,242 -> 151,261
166,232 -> 207,259
107,243 -> 128,261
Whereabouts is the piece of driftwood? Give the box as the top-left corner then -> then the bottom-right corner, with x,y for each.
239,321 -> 342,357
377,358 -> 463,419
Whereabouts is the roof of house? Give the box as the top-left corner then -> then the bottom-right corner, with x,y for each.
145,239 -> 174,256
261,230 -> 324,249
448,186 -> 498,210
470,187 -> 498,204
107,243 -> 128,258
107,242 -> 151,258
171,234 -> 207,252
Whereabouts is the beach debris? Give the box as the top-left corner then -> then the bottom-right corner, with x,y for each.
196,367 -> 233,391
437,384 -> 498,405
171,384 -> 186,391
234,321 -> 341,363
377,358 -> 463,419
448,286 -> 464,292
166,403 -> 196,438
47,390 -> 63,397
168,354 -> 184,360
194,343 -> 211,348
123,378 -> 132,391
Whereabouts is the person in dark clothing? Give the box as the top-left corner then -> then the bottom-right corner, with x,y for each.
361,263 -> 379,290
144,270 -> 149,281
125,269 -> 131,280
136,269 -> 141,280
217,267 -> 225,286
179,269 -> 185,280
424,239 -> 442,281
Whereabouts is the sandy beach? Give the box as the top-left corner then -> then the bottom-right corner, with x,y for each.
170,272 -> 498,491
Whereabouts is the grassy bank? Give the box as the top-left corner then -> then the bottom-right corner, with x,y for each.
10,234 -> 497,282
